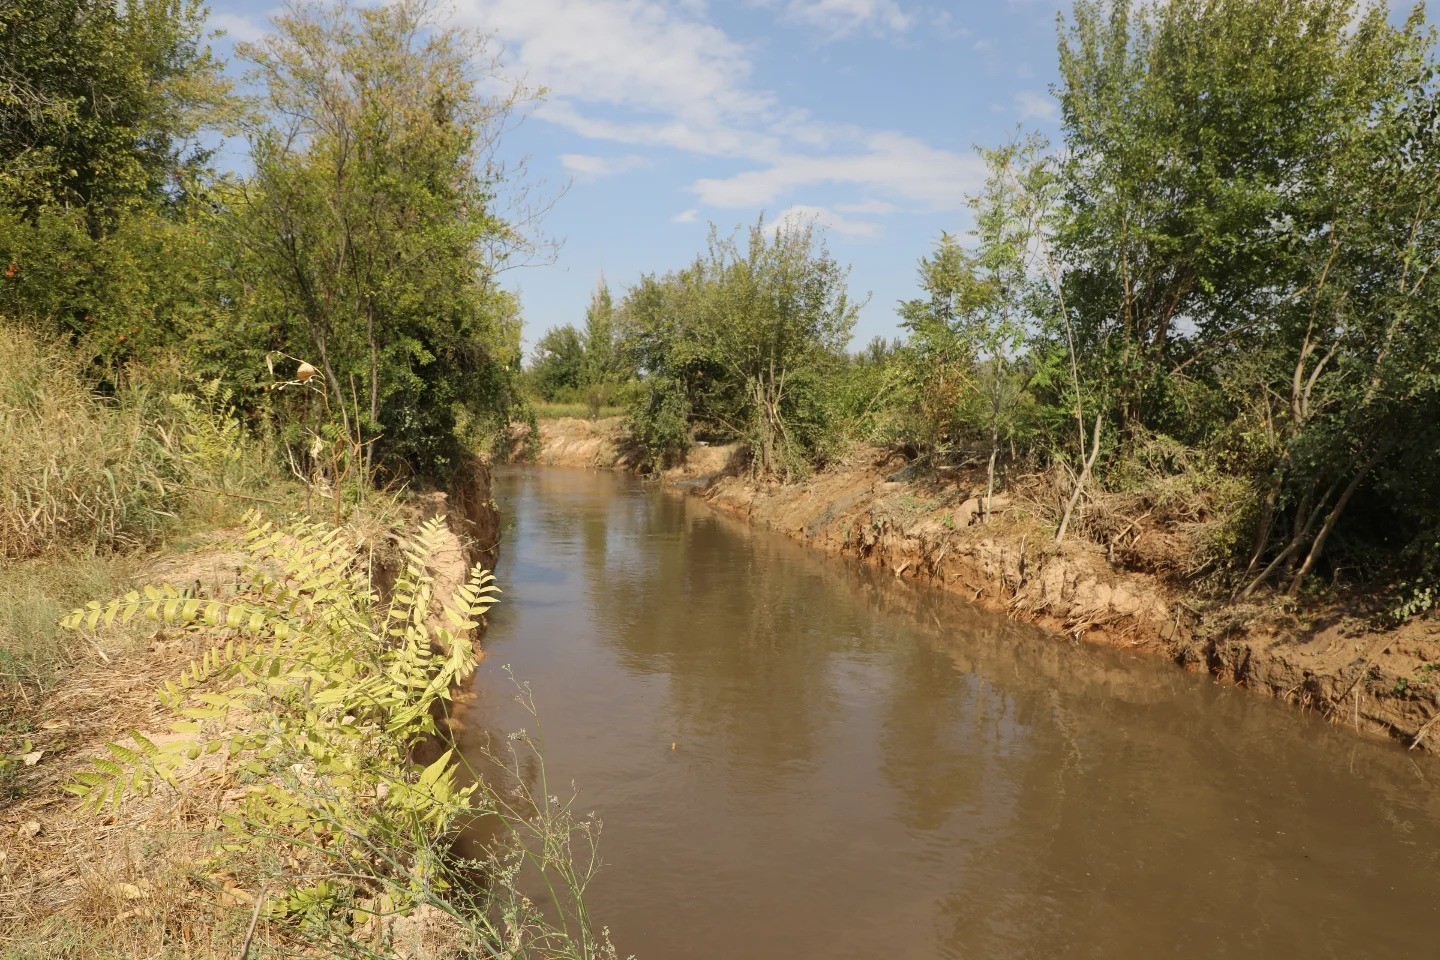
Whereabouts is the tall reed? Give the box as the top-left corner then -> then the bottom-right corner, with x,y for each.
0,324 -> 187,559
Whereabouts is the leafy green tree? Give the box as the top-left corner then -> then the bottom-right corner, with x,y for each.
0,0 -> 227,233
579,278 -> 632,416
960,142 -> 1048,521
1229,31 -> 1440,596
1052,0 -> 1438,576
0,0 -> 232,364
581,279 -> 619,384
229,0 -> 529,480
616,215 -> 860,476
528,324 -> 587,401
857,336 -> 901,368
690,215 -> 861,477
895,233 -> 987,452
1055,0 -> 1425,432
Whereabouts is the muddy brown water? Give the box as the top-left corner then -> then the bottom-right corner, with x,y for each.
462,467 -> 1440,959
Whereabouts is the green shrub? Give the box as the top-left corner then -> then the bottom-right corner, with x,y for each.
62,512 -> 616,958
629,375 -> 692,470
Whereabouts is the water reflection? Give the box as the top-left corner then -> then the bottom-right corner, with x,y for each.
462,467 -> 1440,959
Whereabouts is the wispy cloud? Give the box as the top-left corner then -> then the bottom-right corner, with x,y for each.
560,153 -> 652,181
775,0 -> 914,37
835,199 -> 899,216
778,204 -> 882,239
671,208 -> 701,224
692,133 -> 983,211
930,9 -> 972,38
1014,90 -> 1059,122
455,0 -> 983,220
209,11 -> 267,44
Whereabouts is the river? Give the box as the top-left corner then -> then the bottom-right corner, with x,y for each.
463,466 -> 1440,958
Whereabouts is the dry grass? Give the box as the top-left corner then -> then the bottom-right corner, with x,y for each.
0,535 -> 257,959
0,325 -> 194,560
531,401 -> 625,421
0,554 -> 140,696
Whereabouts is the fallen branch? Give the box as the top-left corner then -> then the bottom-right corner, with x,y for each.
1411,711 -> 1440,752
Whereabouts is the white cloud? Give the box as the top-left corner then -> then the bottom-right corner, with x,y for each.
835,199 -> 899,216
779,0 -> 913,36
457,0 -> 977,216
560,153 -> 652,181
1014,90 -> 1058,122
692,133 -> 984,211
777,204 -> 882,239
972,38 -> 997,52
671,208 -> 701,223
209,11 -> 266,44
537,101 -> 783,160
455,0 -> 770,127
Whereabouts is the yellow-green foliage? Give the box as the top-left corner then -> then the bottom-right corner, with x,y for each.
0,324 -> 189,558
168,378 -> 246,488
61,511 -> 498,919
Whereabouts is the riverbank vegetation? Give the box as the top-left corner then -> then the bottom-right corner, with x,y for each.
530,0 -> 1440,617
0,0 -> 611,955
1,0 -> 534,693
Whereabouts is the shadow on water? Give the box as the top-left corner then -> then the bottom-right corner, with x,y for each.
459,466 -> 1440,960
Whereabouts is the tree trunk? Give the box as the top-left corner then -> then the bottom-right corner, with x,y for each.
366,300 -> 379,477
1056,413 -> 1103,543
1242,484 -> 1278,580
1286,448 -> 1383,596
983,425 -> 999,524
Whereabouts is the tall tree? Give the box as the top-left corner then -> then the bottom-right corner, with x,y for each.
232,0 -> 531,478
1055,0 -> 1425,431
0,0 -> 225,234
692,215 -> 861,478
0,0 -> 232,361
528,324 -> 587,400
896,232 -> 987,453
582,277 -> 619,386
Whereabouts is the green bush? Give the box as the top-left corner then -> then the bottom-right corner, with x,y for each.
629,375 -> 692,470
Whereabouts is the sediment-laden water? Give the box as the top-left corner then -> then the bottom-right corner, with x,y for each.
464,466 -> 1440,959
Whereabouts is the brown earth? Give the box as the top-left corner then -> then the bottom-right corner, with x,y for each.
524,416 -> 1440,752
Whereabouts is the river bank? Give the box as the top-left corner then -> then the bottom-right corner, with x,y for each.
524,416 -> 1440,752
0,465 -> 503,958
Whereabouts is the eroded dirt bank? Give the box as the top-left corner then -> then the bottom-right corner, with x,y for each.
526,416 -> 1440,751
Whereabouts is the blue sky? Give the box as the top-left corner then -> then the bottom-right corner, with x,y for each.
201,0 -> 1429,350
204,0 -> 1072,348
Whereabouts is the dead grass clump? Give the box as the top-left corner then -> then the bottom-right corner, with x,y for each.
0,554 -> 139,695
1045,430 -> 1254,581
0,325 -> 188,560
